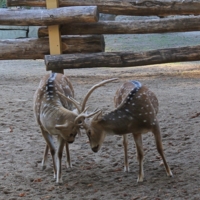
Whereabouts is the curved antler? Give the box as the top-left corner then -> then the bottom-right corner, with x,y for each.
81,78 -> 118,112
74,109 -> 102,127
56,91 -> 81,113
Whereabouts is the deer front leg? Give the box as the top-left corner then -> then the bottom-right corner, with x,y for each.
41,144 -> 49,170
123,134 -> 129,172
152,121 -> 173,177
65,142 -> 72,168
41,128 -> 57,179
57,136 -> 65,183
133,133 -> 144,182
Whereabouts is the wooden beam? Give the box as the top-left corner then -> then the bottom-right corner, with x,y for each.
0,7 -> 98,26
7,0 -> 200,16
46,0 -> 62,73
45,45 -> 200,70
0,35 -> 105,60
38,16 -> 200,37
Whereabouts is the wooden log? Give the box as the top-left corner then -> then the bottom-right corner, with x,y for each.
0,35 -> 105,60
46,0 -> 63,74
0,6 -> 98,26
45,45 -> 200,70
38,16 -> 200,37
7,0 -> 200,16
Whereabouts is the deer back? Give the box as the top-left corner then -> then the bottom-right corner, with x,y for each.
34,73 -> 74,124
113,80 -> 159,131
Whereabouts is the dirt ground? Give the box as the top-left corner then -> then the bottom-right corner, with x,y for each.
1,33 -> 200,200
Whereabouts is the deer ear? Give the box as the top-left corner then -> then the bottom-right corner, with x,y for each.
93,110 -> 102,121
55,122 -> 68,130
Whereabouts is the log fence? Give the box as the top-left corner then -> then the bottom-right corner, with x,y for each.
1,0 -> 200,71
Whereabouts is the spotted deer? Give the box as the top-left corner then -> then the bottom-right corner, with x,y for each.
33,73 -> 117,183
82,80 -> 173,182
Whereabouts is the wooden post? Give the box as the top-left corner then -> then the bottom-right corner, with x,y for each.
46,0 -> 63,73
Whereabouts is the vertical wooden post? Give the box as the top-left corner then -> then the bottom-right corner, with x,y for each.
46,0 -> 63,73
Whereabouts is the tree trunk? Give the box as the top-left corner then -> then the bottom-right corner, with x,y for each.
45,45 -> 200,70
7,0 -> 200,16
0,6 -> 98,26
38,16 -> 200,37
0,35 -> 105,60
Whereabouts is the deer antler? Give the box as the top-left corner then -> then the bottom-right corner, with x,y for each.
57,91 -> 81,113
57,78 -> 118,114
74,108 -> 101,127
81,78 -> 118,112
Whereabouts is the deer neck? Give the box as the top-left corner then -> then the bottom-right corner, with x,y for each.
42,104 -> 75,122
40,106 -> 76,131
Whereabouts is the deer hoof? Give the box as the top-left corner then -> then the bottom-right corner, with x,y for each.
167,170 -> 173,177
41,165 -> 46,170
137,176 -> 144,183
124,166 -> 130,172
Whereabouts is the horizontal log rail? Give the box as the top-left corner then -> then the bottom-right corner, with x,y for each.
45,45 -> 200,70
0,6 -> 98,26
38,16 -> 200,37
0,35 -> 105,60
7,0 -> 200,16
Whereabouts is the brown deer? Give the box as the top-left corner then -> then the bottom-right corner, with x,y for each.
81,80 -> 173,182
33,73 -> 117,183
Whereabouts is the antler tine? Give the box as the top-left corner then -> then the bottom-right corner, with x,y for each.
82,106 -> 89,114
74,109 -> 102,125
68,96 -> 81,106
81,78 -> 118,112
57,91 -> 81,113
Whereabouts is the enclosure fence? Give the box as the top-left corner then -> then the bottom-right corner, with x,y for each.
1,0 -> 200,72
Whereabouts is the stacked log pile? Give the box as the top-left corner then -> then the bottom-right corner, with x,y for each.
1,0 -> 200,69
0,6 -> 103,60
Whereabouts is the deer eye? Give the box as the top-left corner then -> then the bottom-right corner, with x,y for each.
70,133 -> 74,137
78,120 -> 82,124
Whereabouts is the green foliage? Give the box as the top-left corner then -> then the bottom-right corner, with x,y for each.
0,0 -> 7,8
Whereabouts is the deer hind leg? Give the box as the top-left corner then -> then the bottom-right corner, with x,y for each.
65,142 -> 72,168
41,144 -> 49,169
56,136 -> 65,183
133,133 -> 144,182
152,121 -> 173,177
40,128 -> 57,179
123,134 -> 129,172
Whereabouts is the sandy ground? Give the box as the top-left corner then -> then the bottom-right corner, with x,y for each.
1,33 -> 200,200
0,60 -> 200,200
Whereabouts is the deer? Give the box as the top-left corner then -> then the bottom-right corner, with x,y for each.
33,72 -> 117,183
78,80 -> 173,182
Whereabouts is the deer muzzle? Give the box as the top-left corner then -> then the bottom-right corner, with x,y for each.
92,145 -> 99,153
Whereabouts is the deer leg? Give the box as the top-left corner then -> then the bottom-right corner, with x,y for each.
123,134 -> 129,172
56,136 -> 65,183
41,144 -> 49,170
65,142 -> 72,168
152,121 -> 173,177
40,128 -> 57,179
133,133 -> 144,182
